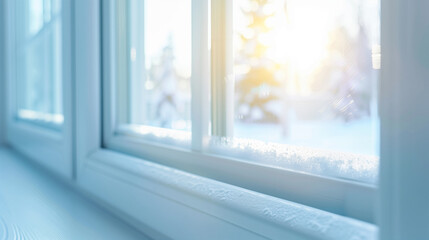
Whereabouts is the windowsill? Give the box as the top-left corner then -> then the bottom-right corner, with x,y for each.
105,132 -> 377,223
0,142 -> 378,239
0,146 -> 150,240
79,148 -> 377,240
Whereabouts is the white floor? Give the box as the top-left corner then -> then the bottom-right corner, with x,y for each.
0,147 -> 151,240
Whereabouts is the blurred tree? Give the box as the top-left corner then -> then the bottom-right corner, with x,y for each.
148,37 -> 189,128
311,21 -> 372,122
235,0 -> 283,123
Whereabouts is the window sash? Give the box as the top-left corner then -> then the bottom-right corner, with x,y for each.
211,0 -> 234,137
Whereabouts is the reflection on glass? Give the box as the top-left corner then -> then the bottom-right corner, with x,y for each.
233,0 -> 380,156
15,0 -> 63,125
127,0 -> 192,131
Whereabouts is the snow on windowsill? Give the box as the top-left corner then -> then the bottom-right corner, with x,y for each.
208,137 -> 379,184
17,109 -> 64,126
117,124 -> 378,184
117,124 -> 191,148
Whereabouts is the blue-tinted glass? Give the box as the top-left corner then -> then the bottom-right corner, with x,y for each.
15,0 -> 63,125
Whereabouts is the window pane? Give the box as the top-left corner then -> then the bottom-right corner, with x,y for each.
15,0 -> 63,125
233,0 -> 379,156
122,0 -> 192,132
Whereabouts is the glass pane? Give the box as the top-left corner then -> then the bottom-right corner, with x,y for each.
15,0 -> 63,125
123,0 -> 192,132
233,0 -> 380,156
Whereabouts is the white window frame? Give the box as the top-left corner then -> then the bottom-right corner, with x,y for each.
3,0 -> 74,178
378,0 -> 429,239
0,0 -> 426,239
75,1 -> 377,239
103,0 -> 376,223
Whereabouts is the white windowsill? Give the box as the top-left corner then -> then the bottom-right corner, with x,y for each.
78,148 -> 377,240
0,147 -> 150,240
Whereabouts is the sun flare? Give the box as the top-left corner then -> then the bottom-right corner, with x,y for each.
234,0 -> 378,96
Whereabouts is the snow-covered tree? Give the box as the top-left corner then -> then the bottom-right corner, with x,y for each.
147,38 -> 190,129
235,0 -> 283,123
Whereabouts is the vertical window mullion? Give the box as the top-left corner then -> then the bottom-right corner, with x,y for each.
191,0 -> 210,151
211,0 -> 234,138
102,0 -> 119,144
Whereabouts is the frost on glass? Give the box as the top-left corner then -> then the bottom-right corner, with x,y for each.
213,0 -> 381,182
15,0 -> 63,125
123,0 -> 192,132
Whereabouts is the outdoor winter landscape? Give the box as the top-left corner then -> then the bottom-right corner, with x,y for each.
129,0 -> 380,157
17,0 -> 380,177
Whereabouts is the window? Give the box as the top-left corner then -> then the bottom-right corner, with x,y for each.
209,0 -> 380,184
2,0 -> 427,239
104,0 -> 196,150
15,0 -> 64,127
111,0 -> 193,145
102,0 -> 378,223
106,0 -> 380,183
4,0 -> 73,178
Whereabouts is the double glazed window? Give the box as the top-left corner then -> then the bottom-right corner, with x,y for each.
106,0 -> 380,185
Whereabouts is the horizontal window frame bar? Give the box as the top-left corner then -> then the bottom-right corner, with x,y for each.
104,131 -> 376,223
